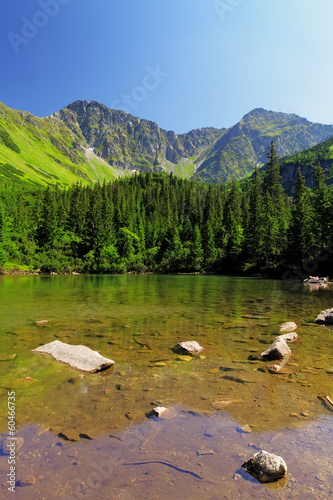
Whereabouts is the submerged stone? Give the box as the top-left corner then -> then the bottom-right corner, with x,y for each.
176,341 -> 204,354
17,475 -> 36,487
0,353 -> 17,361
242,450 -> 287,483
211,398 -> 242,409
237,424 -> 252,433
275,332 -> 298,343
32,340 -> 114,373
278,322 -> 297,332
0,436 -> 24,455
268,364 -> 283,373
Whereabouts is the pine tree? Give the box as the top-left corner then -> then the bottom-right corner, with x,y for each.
311,163 -> 330,251
187,224 -> 204,271
262,141 -> 289,267
246,165 -> 264,265
289,168 -> 313,260
223,182 -> 243,262
37,187 -> 58,249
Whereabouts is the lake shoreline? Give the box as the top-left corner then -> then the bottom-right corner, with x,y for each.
0,267 -> 275,279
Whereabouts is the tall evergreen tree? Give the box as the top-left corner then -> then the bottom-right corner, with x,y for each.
311,163 -> 331,250
246,165 -> 264,264
262,141 -> 289,267
289,168 -> 313,261
223,182 -> 243,261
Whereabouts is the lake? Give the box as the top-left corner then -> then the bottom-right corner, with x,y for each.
0,274 -> 332,499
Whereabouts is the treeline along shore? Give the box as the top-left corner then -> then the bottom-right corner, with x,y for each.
0,142 -> 332,277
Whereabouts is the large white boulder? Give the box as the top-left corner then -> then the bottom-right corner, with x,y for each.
32,340 -> 114,373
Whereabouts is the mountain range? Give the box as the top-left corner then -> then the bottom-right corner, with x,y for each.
1,99 -> 333,189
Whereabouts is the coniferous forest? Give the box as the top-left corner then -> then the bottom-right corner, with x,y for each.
0,142 -> 332,278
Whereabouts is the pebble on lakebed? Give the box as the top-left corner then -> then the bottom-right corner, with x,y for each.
146,406 -> 168,418
35,320 -> 49,326
278,322 -> 297,332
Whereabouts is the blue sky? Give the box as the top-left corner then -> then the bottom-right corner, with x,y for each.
1,0 -> 333,133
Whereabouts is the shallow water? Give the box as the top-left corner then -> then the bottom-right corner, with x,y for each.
0,274 -> 332,498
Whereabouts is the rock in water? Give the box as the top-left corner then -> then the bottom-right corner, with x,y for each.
242,450 -> 287,483
146,407 -> 167,418
17,475 -> 36,487
260,338 -> 291,361
0,437 -> 24,455
278,322 -> 297,332
268,364 -> 282,373
58,429 -> 80,442
315,308 -> 333,324
32,340 -> 114,373
275,332 -> 298,343
177,341 -> 204,354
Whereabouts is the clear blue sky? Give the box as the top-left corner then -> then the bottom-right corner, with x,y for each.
1,0 -> 333,133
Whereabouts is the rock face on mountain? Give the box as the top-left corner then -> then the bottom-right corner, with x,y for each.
1,99 -> 333,187
53,100 -> 224,175
276,136 -> 333,192
52,102 -> 333,183
193,108 -> 333,183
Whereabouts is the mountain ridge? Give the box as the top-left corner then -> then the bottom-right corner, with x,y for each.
193,107 -> 333,183
1,99 -> 333,188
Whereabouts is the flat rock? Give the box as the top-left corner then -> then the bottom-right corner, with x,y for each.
261,338 -> 291,361
211,399 -> 242,409
315,308 -> 333,324
237,425 -> 252,433
0,354 -> 17,362
32,340 -> 114,373
177,341 -> 204,354
79,429 -> 100,440
58,429 -> 80,441
35,320 -> 49,326
275,332 -> 298,343
242,450 -> 287,483
278,322 -> 297,332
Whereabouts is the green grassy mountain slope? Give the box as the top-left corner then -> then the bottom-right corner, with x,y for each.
0,102 -> 125,187
193,108 -> 333,183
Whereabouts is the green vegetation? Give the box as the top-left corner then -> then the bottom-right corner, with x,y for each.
0,127 -> 20,153
1,142 -> 332,277
0,102 -> 125,187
